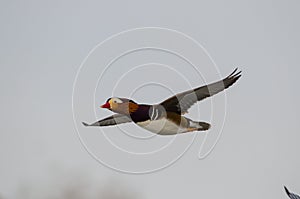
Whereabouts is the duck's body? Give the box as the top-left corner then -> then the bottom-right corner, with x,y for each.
83,68 -> 241,135
137,117 -> 210,135
131,105 -> 210,135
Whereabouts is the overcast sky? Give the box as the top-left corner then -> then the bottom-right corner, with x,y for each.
1,0 -> 300,198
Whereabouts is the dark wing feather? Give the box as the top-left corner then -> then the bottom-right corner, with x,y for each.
82,114 -> 132,127
160,68 -> 241,114
284,186 -> 300,199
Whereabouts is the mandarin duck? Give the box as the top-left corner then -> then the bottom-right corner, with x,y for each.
83,68 -> 241,135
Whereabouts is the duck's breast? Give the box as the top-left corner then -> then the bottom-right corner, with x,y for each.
137,118 -> 187,135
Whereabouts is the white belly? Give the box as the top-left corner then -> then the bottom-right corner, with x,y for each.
137,118 -> 187,135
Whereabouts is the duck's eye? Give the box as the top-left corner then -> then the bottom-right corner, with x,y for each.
112,98 -> 122,104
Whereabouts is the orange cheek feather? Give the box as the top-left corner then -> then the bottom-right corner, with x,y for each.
129,102 -> 138,113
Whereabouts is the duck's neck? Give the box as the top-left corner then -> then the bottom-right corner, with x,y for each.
129,105 -> 151,123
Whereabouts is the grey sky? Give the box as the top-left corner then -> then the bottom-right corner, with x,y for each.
0,0 -> 300,198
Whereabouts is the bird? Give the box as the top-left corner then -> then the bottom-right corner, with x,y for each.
284,186 -> 300,199
82,68 -> 241,135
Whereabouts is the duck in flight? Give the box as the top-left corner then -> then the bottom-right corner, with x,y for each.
83,68 -> 241,135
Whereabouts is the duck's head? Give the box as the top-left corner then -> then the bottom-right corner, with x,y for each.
100,97 -> 138,114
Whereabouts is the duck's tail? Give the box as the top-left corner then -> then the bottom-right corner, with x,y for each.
188,119 -> 211,131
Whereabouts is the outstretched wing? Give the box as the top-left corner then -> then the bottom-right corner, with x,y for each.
82,114 -> 132,127
285,186 -> 300,199
160,68 -> 241,114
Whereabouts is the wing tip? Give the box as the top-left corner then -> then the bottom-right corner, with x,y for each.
228,67 -> 242,78
284,186 -> 290,196
82,122 -> 90,126
221,67 -> 242,88
226,67 -> 242,83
